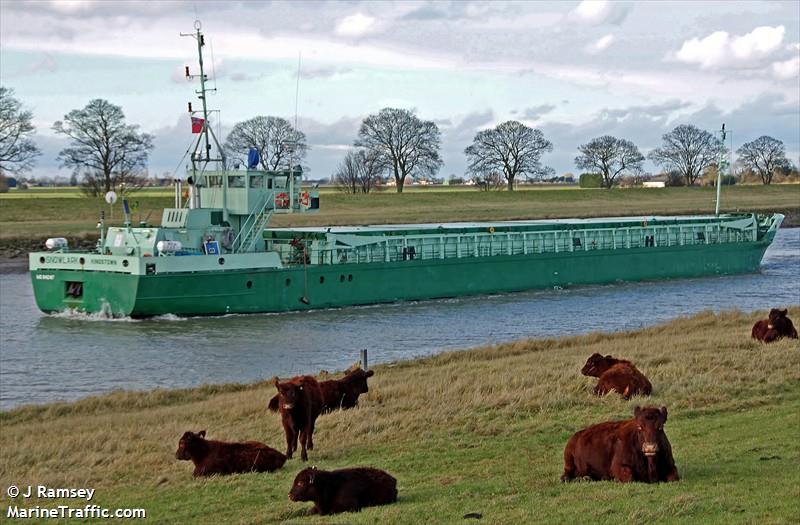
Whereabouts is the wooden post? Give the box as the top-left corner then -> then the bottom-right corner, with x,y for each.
360,348 -> 368,370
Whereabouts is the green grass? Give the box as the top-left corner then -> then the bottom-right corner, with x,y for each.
1,185 -> 798,240
1,308 -> 798,524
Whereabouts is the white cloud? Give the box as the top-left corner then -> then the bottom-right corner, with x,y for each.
587,34 -> 615,54
335,13 -> 378,37
569,1 -> 631,25
772,57 -> 799,80
675,25 -> 785,69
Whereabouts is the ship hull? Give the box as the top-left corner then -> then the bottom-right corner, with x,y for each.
31,240 -> 771,317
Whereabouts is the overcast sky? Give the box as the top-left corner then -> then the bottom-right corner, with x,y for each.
1,0 -> 798,180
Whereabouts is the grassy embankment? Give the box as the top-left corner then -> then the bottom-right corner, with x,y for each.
0,185 -> 798,245
1,308 -> 798,524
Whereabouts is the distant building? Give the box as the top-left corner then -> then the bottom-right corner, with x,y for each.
643,181 -> 666,188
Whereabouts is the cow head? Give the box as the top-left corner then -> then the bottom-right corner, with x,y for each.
274,378 -> 303,410
767,308 -> 787,329
175,430 -> 206,460
289,466 -> 319,502
581,353 -> 615,377
345,368 -> 375,394
633,407 -> 667,456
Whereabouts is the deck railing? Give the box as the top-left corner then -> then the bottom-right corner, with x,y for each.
266,221 -> 758,267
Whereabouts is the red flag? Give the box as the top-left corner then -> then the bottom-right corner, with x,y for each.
191,117 -> 205,134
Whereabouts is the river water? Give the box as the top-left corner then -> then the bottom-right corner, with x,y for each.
1,228 -> 798,410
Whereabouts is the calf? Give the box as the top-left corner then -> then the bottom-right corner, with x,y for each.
175,430 -> 286,477
561,406 -> 679,483
752,308 -> 798,343
581,353 -> 652,399
288,466 -> 398,515
269,368 -> 375,414
273,376 -> 323,461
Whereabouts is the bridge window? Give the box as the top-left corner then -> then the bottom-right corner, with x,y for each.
229,175 -> 245,188
249,175 -> 265,188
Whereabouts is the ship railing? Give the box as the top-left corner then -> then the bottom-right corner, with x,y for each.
266,220 -> 757,266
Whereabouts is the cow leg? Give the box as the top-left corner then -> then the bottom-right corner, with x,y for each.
560,450 -> 576,482
665,466 -> 680,482
306,418 -> 316,451
299,428 -> 308,462
283,423 -> 297,459
613,465 -> 635,482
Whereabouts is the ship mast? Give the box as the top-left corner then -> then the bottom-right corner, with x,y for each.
715,123 -> 727,216
181,20 -> 225,204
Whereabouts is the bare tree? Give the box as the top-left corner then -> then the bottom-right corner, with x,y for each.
464,120 -> 553,191
355,108 -> 442,193
736,135 -> 790,185
224,116 -> 308,171
473,170 -> 505,191
333,149 -> 388,194
0,87 -> 41,175
574,135 -> 644,189
53,99 -> 154,196
648,124 -> 722,186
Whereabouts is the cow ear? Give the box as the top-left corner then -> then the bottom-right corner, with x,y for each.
605,355 -> 612,359
633,406 -> 642,417
660,406 -> 668,422
780,309 -> 788,316
198,430 -> 206,438
366,370 -> 374,377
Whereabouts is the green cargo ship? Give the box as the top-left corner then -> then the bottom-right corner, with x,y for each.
28,25 -> 784,318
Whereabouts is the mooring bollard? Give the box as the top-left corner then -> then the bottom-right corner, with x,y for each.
360,348 -> 368,370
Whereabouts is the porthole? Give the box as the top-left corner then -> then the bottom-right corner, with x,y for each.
285,278 -> 291,287
348,274 -> 353,282
79,257 -> 86,265
340,275 -> 345,283
246,280 -> 253,289
39,256 -> 45,264
218,257 -> 225,265
122,259 -> 129,268
319,276 -> 325,284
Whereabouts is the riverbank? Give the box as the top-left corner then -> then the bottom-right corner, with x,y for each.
1,308 -> 797,524
0,185 -> 798,260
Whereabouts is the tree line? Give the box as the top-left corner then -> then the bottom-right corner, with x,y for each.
0,86 -> 795,195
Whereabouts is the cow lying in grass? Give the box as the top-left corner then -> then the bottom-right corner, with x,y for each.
561,406 -> 679,483
175,430 -> 286,477
269,368 -> 375,414
272,376 -> 323,461
581,353 -> 652,399
752,308 -> 798,343
288,466 -> 398,515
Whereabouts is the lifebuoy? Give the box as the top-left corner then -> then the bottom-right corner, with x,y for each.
275,192 -> 290,208
488,226 -> 496,234
300,191 -> 310,207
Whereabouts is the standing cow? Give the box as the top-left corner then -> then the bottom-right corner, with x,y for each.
272,376 -> 323,461
752,308 -> 798,343
561,406 -> 679,483
269,368 -> 375,414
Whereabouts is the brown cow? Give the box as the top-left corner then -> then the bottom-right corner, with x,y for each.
269,368 -> 375,414
752,308 -> 798,343
273,376 -> 323,462
581,353 -> 653,399
561,406 -> 679,483
175,430 -> 286,477
288,466 -> 398,515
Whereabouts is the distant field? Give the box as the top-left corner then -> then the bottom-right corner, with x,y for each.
1,308 -> 797,524
0,184 -> 798,239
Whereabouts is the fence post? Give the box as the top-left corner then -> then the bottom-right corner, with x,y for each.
360,348 -> 368,370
